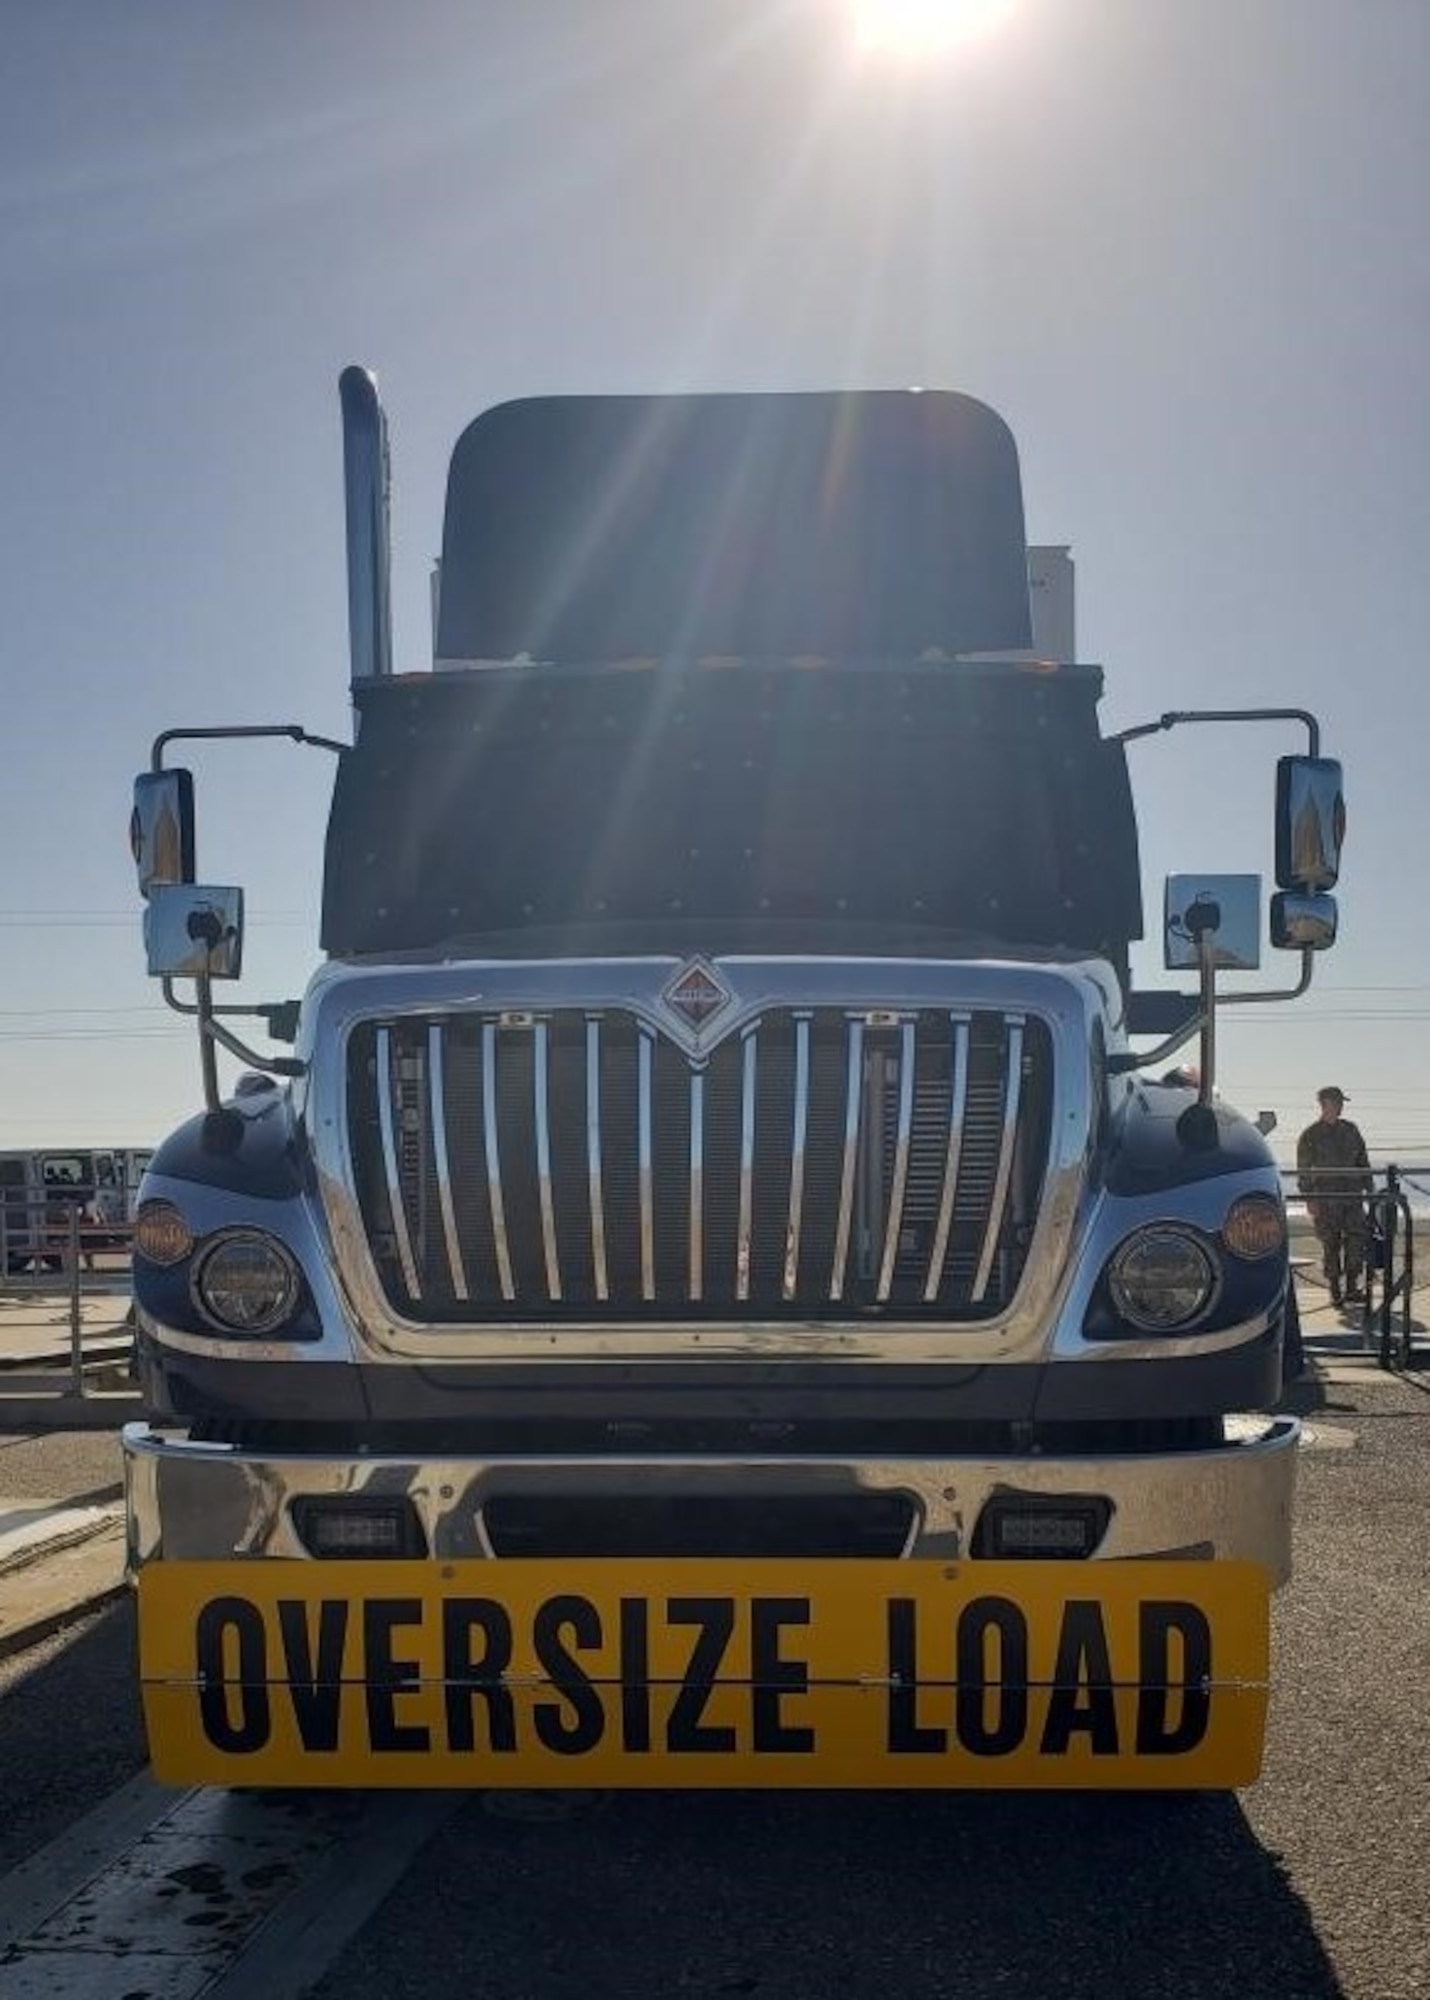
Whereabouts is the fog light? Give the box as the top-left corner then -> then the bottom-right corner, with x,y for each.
191,1230 -> 299,1334
290,1497 -> 426,1560
134,1200 -> 194,1267
1222,1193 -> 1286,1261
975,1498 -> 1111,1560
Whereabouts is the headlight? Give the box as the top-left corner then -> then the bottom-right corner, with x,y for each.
1222,1193 -> 1286,1261
1108,1226 -> 1219,1332
191,1230 -> 301,1334
134,1200 -> 194,1267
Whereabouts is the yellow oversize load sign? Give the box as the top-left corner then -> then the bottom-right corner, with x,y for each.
138,1559 -> 1270,1790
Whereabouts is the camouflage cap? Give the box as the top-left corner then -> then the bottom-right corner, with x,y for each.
1317,1085 -> 1348,1103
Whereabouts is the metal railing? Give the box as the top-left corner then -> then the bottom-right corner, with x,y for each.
1283,1162 -> 1424,1374
0,1194 -> 135,1400
1364,1166 -> 1418,1372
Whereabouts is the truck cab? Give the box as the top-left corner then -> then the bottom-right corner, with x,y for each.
122,381 -> 1344,1791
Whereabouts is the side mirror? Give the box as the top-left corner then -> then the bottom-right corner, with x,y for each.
131,771 -> 195,895
1271,889 -> 1338,952
1163,874 -> 1261,972
1255,1110 -> 1278,1136
1275,756 -> 1344,891
144,885 -> 245,980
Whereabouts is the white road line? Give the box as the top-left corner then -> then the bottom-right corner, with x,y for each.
0,1774 -> 459,1997
0,1771 -> 176,1955
203,1792 -> 462,2000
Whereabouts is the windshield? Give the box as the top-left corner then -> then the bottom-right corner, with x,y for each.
323,664 -> 1142,963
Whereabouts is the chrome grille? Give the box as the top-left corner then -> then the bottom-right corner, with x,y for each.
348,1008 -> 1053,1322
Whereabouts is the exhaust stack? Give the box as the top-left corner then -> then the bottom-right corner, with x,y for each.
339,365 -> 393,681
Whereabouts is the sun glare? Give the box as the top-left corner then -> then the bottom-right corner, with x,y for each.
846,0 -> 1016,59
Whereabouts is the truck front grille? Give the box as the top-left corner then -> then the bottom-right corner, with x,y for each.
346,1007 -> 1053,1322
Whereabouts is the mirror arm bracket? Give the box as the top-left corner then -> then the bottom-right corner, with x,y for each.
151,724 -> 346,772
195,974 -> 221,1112
1112,707 -> 1320,757
160,978 -> 293,1024
162,979 -> 305,1108
1218,947 -> 1314,1008
1108,1012 -> 1204,1076
1109,945 -> 1316,1077
201,1012 -> 306,1082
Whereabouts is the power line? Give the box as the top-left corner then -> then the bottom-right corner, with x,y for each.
1224,1013 -> 1430,1024
0,1006 -> 172,1019
0,1027 -> 189,1043
0,912 -> 310,927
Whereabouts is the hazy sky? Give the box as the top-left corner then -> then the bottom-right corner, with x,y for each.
2,0 -> 1427,1166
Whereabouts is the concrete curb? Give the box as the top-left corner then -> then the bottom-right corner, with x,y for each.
0,1340 -> 132,1370
0,1390 -> 145,1431
0,1576 -> 129,1663
0,1523 -> 129,1662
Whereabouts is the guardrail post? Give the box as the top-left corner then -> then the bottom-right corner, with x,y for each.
1375,1170 -> 1395,1369
1364,1164 -> 1417,1372
68,1203 -> 85,1399
1401,1182 -> 1417,1370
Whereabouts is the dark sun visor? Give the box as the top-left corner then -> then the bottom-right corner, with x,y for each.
435,391 -> 1033,666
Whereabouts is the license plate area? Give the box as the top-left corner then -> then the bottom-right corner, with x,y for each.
480,1492 -> 918,1558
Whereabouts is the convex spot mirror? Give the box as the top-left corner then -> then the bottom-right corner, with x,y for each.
1276,756 -> 1344,892
1271,889 -> 1338,953
131,771 -> 195,896
1163,874 -> 1261,972
145,886 -> 245,980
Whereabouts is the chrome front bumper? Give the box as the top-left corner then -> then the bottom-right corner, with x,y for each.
123,1417 -> 1300,1586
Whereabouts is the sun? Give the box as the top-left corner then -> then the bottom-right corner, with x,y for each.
845,0 -> 1017,58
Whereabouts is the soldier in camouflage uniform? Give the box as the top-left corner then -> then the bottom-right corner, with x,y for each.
1296,1086 -> 1373,1307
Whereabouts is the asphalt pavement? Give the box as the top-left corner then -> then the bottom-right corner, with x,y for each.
300,1311 -> 1430,2000
0,1294 -> 1426,1998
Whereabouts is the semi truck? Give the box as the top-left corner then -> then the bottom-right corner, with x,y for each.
124,377 -> 1345,1790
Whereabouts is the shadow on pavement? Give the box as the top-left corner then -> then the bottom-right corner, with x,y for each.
0,1617 -> 1345,1998
0,1610 -> 1344,2000
309,1784 -> 1343,2000
1277,1370 -> 1330,1420
0,1596 -> 148,1877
